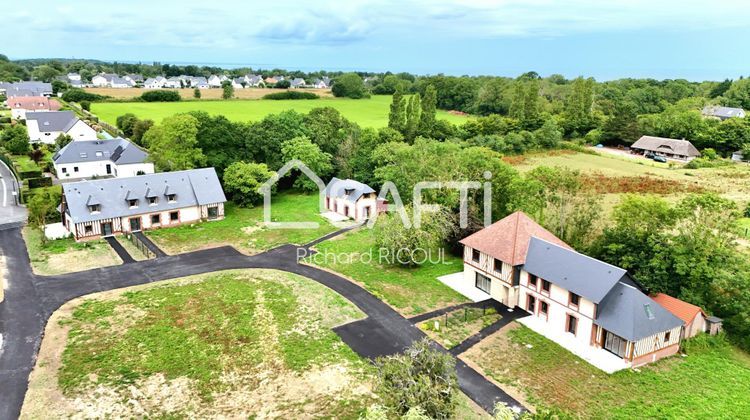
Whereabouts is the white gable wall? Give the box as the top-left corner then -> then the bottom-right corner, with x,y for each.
66,120 -> 98,140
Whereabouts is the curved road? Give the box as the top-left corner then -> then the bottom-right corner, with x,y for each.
0,228 -> 523,419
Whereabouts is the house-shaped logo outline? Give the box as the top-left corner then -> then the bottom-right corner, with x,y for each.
259,159 -> 326,229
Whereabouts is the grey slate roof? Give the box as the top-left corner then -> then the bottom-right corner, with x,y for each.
631,136 -> 701,157
53,138 -> 149,165
26,111 -> 79,132
0,81 -> 52,96
325,177 -> 376,203
702,106 -> 745,119
291,78 -> 306,87
596,282 -> 683,342
523,237 -> 628,304
63,168 -> 226,224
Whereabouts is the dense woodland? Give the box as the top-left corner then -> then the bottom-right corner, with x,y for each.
3,55 -> 750,353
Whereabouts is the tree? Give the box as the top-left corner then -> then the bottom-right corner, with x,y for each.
280,136 -> 332,191
51,80 -> 69,94
509,80 -> 542,130
188,111 -> 251,176
131,119 -> 154,145
55,133 -> 72,149
221,81 -> 234,99
274,79 -> 291,89
474,78 -> 512,116
601,100 -> 640,145
303,107 -> 350,156
374,339 -> 458,419
721,78 -> 750,109
245,110 -> 308,170
562,77 -> 596,137
28,147 -> 44,164
331,72 -> 368,99
31,64 -> 60,82
388,90 -> 406,133
404,94 -> 421,141
222,161 -> 275,207
0,125 -> 30,154
143,114 -> 206,171
375,205 -> 456,266
418,85 -> 437,136
80,100 -> 91,112
116,113 -> 139,138
27,188 -> 61,245
193,88 -> 201,99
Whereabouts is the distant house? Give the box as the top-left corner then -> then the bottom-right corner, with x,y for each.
0,81 -> 53,97
25,111 -> 97,144
732,151 -> 745,162
631,136 -> 701,161
244,74 -> 265,87
232,78 -> 245,89
163,77 -> 182,89
52,138 -> 155,180
143,76 -> 166,89
311,78 -> 329,89
702,106 -> 746,120
56,74 -> 84,88
67,73 -> 81,81
460,212 -> 684,370
264,76 -> 278,85
651,293 -> 720,339
290,78 -> 306,88
60,168 -> 227,241
124,74 -> 144,85
324,178 -> 387,221
91,74 -> 132,88
7,96 -> 61,119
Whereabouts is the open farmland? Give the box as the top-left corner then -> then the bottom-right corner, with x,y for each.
85,87 -> 334,100
90,95 -> 471,128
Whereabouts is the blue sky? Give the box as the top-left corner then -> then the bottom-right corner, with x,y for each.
6,0 -> 750,80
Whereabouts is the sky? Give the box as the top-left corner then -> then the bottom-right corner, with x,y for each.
6,0 -> 750,81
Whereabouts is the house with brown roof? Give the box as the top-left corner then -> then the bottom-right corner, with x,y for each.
7,96 -> 61,119
631,136 -> 701,161
651,293 -> 722,338
459,211 -> 684,372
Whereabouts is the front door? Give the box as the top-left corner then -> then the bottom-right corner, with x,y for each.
101,222 -> 113,236
603,331 -> 627,358
106,164 -> 112,175
129,217 -> 141,232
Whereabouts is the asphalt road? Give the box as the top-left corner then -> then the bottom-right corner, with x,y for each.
0,160 -> 26,228
0,229 -> 524,419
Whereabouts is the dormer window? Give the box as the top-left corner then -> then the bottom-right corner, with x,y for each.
148,197 -> 158,205
344,188 -> 354,195
88,204 -> 101,213
167,194 -> 176,202
128,199 -> 139,208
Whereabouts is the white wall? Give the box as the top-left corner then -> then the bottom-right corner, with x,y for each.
66,120 -> 98,140
116,163 -> 155,178
327,193 -> 378,221
26,120 -> 62,143
55,161 -> 155,180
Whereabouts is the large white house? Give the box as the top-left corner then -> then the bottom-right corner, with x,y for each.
60,168 -> 227,241
52,138 -> 154,180
459,211 -> 684,370
25,111 -> 98,144
324,178 -> 387,221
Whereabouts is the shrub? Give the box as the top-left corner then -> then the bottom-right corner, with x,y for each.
140,90 -> 181,102
80,100 -> 91,111
193,88 -> 201,99
274,79 -> 291,89
62,88 -> 106,102
28,177 -> 53,188
19,169 -> 43,180
374,339 -> 458,419
263,91 -> 319,100
0,117 -> 10,124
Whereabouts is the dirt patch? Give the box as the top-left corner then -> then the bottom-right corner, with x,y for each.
580,172 -> 705,195
461,323 -> 534,412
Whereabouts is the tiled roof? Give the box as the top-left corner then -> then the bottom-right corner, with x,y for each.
631,136 -> 701,157
459,211 -> 571,266
651,293 -> 705,324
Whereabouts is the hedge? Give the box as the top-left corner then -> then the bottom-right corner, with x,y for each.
28,177 -> 53,188
140,90 -> 181,102
19,169 -> 42,180
62,88 -> 107,103
263,91 -> 320,100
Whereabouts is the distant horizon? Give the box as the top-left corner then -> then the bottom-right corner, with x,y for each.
7,56 -> 745,83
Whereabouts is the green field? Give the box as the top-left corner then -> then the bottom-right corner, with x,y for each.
467,325 -> 750,418
91,96 -> 470,128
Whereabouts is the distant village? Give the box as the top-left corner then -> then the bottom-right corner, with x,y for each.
53,72 -> 332,90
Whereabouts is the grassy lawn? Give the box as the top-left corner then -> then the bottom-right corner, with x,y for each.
464,323 -> 750,418
145,191 -> 337,255
116,234 -> 150,261
307,227 -> 467,316
23,269 -> 375,418
91,95 -> 470,128
22,227 -> 122,275
11,154 -> 43,172
420,306 -> 500,349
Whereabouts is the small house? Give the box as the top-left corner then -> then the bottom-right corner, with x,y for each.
702,106 -> 746,120
324,178 -> 386,221
7,96 -> 61,119
651,293 -> 721,338
631,136 -> 701,161
53,138 -> 154,180
25,111 -> 97,144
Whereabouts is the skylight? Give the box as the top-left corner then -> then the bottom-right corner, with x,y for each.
644,304 -> 655,320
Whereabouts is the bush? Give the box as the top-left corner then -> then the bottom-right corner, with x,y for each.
0,117 -> 10,124
332,72 -> 369,99
262,91 -> 319,100
19,169 -> 42,180
684,157 -> 732,169
28,176 -> 53,188
274,80 -> 291,89
62,88 -> 106,103
80,100 -> 91,111
374,339 -> 458,419
140,90 -> 181,102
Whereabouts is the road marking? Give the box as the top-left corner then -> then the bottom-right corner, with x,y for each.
0,177 -> 6,207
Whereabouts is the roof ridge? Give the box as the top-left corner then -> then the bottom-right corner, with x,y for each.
531,236 -> 624,273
